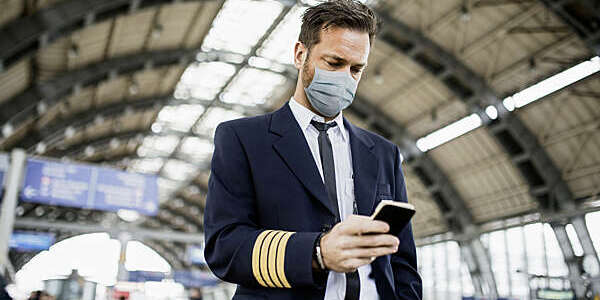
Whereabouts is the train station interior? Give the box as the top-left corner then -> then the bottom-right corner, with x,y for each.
0,0 -> 599,299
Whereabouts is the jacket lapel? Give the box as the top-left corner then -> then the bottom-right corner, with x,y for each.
345,118 -> 379,216
269,103 -> 336,216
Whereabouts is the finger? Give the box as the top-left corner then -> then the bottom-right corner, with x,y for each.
338,215 -> 373,234
341,218 -> 389,235
347,234 -> 400,248
343,246 -> 399,259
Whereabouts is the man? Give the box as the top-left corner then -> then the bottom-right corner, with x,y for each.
203,1 -> 422,299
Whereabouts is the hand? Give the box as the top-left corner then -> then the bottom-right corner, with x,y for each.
320,215 -> 400,273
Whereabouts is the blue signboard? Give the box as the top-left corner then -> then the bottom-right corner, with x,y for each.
21,158 -> 158,215
0,153 -> 8,199
9,231 -> 55,251
127,271 -> 166,282
186,245 -> 206,265
173,270 -> 219,288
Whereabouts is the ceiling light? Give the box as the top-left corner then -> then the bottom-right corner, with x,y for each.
1,123 -> 13,137
502,97 -> 515,112
84,145 -> 95,157
485,105 -> 498,120
109,138 -> 121,149
65,126 -> 76,138
511,56 -> 600,109
37,101 -> 48,114
416,113 -> 482,152
117,209 -> 140,222
35,142 -> 47,154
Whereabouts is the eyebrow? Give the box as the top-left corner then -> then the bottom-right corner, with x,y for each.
323,54 -> 367,68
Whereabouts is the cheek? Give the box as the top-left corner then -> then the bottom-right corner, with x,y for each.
302,63 -> 314,87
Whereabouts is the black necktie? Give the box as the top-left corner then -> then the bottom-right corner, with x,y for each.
311,120 -> 360,300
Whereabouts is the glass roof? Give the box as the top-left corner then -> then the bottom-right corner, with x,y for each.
179,137 -> 214,163
155,104 -> 205,133
201,0 -> 284,55
258,4 -> 306,64
128,0 -> 383,202
193,106 -> 246,138
162,159 -> 198,181
137,135 -> 180,158
221,67 -> 288,106
174,62 -> 236,101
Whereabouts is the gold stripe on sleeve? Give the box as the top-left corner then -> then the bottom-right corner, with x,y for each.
276,232 -> 294,288
259,231 -> 278,287
251,230 -> 272,287
267,231 -> 285,288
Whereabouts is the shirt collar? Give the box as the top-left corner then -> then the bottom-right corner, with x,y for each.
289,97 -> 348,141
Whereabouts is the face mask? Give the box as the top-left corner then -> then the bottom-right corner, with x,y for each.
304,65 -> 358,117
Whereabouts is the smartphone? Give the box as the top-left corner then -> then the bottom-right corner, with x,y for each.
370,200 -> 416,236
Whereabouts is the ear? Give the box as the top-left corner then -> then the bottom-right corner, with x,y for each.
293,41 -> 307,70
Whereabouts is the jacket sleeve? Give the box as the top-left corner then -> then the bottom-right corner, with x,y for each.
203,123 -> 321,289
391,146 -> 423,300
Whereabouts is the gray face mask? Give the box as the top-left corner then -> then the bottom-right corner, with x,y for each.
304,65 -> 358,117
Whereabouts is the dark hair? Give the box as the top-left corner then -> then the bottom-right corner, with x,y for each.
299,0 -> 380,51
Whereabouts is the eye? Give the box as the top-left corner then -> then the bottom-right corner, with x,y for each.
326,61 -> 341,67
351,67 -> 362,74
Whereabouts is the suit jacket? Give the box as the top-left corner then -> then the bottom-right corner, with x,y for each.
204,102 -> 422,300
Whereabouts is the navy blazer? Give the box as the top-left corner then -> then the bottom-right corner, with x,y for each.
204,102 -> 422,300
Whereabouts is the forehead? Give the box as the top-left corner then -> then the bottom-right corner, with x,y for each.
313,26 -> 371,64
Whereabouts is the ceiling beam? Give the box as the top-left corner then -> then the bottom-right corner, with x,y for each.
16,94 -> 172,150
50,128 -> 150,157
0,0 -> 220,72
376,9 -> 590,296
538,0 -> 600,56
0,48 -> 196,127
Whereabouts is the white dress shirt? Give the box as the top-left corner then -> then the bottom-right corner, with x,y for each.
288,98 -> 379,300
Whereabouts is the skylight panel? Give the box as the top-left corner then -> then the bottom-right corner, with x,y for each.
162,159 -> 197,182
158,177 -> 180,202
137,135 -> 180,157
504,56 -> 599,110
416,113 -> 482,152
258,5 -> 306,64
155,104 -> 205,133
174,62 -> 236,101
179,137 -> 215,163
193,106 -> 245,138
201,0 -> 284,55
129,158 -> 165,174
221,67 -> 287,106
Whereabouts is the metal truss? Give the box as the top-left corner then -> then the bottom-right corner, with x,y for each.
13,217 -> 204,267
538,0 -> 600,56
0,0 -> 220,72
17,94 -> 171,149
376,9 -> 597,297
2,49 -> 284,150
0,48 -> 197,127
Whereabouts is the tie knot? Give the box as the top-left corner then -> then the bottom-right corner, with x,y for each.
310,120 -> 337,132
